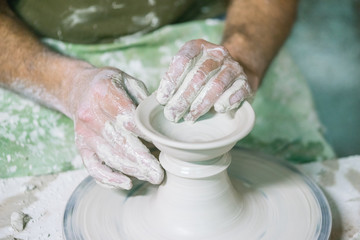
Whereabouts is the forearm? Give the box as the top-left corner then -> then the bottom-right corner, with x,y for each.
222,0 -> 298,91
0,1 -> 92,117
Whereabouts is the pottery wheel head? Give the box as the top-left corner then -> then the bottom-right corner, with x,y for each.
136,94 -> 255,161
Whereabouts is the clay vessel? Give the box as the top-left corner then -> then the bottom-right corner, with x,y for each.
122,94 -> 255,240
63,94 -> 331,240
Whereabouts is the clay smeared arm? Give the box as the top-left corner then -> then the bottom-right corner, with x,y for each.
0,1 -> 164,189
0,1 -> 92,117
222,0 -> 299,91
157,0 -> 298,122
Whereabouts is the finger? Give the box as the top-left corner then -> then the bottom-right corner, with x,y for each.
156,40 -> 202,105
183,59 -> 243,121
77,121 -> 163,185
110,108 -> 149,141
214,78 -> 252,113
98,121 -> 164,184
79,147 -> 133,190
163,56 -> 222,122
112,72 -> 149,105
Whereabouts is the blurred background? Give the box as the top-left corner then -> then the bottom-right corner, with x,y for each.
286,0 -> 360,157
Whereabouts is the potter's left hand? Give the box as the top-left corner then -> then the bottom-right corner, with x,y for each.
156,39 -> 252,122
70,67 -> 164,189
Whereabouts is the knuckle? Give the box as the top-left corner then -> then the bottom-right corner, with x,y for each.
220,44 -> 231,54
76,104 -> 94,122
206,46 -> 228,60
196,38 -> 210,45
213,79 -> 228,92
190,39 -> 203,45
96,67 -> 122,80
173,54 -> 191,67
225,59 -> 242,74
183,39 -> 204,53
231,59 -> 241,69
124,121 -> 137,133
211,86 -> 225,97
115,113 -> 138,134
217,45 -> 227,52
187,39 -> 197,45
92,80 -> 110,96
180,40 -> 196,52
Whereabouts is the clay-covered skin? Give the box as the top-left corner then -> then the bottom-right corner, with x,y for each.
0,0 -> 300,190
70,68 -> 164,189
8,0 -> 194,43
157,39 -> 252,122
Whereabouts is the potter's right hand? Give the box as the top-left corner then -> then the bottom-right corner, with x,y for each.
68,67 -> 164,189
156,39 -> 252,122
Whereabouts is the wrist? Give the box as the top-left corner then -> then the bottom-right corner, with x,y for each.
222,37 -> 262,93
228,53 -> 261,94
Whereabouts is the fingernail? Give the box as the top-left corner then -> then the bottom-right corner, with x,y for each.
183,112 -> 193,121
119,181 -> 133,190
183,112 -> 198,122
229,90 -> 244,105
164,108 -> 181,122
214,103 -> 226,113
95,180 -> 116,189
115,176 -> 133,190
147,168 -> 164,184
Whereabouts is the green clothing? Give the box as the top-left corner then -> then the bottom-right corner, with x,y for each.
0,0 -> 338,178
0,20 -> 335,178
9,0 -> 195,43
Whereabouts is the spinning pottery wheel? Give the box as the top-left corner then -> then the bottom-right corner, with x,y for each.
63,95 -> 332,240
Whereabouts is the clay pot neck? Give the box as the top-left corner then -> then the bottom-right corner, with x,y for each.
160,152 -> 231,179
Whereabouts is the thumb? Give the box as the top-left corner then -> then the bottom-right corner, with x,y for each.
121,72 -> 149,105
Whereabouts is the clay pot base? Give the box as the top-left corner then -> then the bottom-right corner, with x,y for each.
63,149 -> 331,240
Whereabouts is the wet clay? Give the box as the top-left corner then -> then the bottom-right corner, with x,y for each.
63,94 -> 331,240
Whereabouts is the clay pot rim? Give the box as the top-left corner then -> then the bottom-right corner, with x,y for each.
136,95 -> 255,150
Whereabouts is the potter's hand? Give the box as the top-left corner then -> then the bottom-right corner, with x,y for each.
156,39 -> 252,122
70,68 -> 164,189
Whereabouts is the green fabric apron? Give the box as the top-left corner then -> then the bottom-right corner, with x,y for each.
0,19 -> 335,178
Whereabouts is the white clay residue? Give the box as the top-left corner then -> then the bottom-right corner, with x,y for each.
214,77 -> 249,113
11,211 -> 31,232
63,6 -> 101,28
132,12 -> 159,28
160,46 -> 227,122
156,53 -> 201,106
